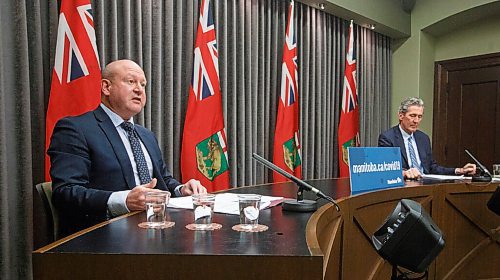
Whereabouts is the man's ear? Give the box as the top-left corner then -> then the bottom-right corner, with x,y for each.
101,79 -> 111,96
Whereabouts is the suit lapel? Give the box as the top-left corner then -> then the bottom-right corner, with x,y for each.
414,132 -> 428,173
135,128 -> 165,187
94,107 -> 136,189
394,126 -> 409,168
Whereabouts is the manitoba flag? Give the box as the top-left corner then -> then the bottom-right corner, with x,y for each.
181,0 -> 230,192
45,0 -> 101,181
273,0 -> 302,183
338,20 -> 360,177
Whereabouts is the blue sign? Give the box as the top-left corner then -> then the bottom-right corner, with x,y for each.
348,147 -> 404,194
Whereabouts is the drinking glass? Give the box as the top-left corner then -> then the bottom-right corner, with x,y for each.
232,194 -> 268,232
186,194 -> 221,231
493,164 -> 500,178
138,191 -> 175,229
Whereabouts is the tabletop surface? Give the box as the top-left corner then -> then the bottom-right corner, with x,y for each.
43,177 -> 447,256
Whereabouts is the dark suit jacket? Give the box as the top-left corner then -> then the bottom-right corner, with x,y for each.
378,125 -> 455,175
48,106 -> 181,235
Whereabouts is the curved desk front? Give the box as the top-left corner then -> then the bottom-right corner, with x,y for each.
33,179 -> 499,279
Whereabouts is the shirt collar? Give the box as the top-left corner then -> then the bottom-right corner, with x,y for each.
100,103 -> 135,127
398,125 -> 412,140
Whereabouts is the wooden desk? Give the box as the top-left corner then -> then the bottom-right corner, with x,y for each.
33,179 -> 499,279
307,181 -> 500,279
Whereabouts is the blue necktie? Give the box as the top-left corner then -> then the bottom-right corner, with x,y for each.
121,122 -> 152,184
407,136 -> 423,173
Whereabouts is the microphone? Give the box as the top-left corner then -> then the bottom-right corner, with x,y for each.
252,153 -> 340,212
464,149 -> 492,182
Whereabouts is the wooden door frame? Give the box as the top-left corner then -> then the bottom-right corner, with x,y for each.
433,52 -> 500,164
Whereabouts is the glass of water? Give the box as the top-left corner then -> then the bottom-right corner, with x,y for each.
186,193 -> 221,231
493,164 -> 500,178
138,191 -> 175,229
232,194 -> 268,232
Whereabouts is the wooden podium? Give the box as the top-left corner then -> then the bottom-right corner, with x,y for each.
33,179 -> 499,279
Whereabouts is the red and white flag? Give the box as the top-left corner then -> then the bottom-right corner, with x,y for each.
181,0 -> 230,192
338,20 -> 360,177
273,0 -> 302,182
45,0 -> 101,181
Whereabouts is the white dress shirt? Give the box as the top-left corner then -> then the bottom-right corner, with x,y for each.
398,125 -> 423,173
101,104 -> 184,217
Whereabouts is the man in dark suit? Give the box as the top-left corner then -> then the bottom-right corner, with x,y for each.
49,59 -> 207,235
378,97 -> 476,179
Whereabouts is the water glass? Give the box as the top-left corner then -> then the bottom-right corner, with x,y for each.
138,191 -> 175,229
493,164 -> 500,178
232,194 -> 268,232
186,193 -> 221,231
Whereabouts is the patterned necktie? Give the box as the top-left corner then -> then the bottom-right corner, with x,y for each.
407,136 -> 423,173
121,121 -> 152,184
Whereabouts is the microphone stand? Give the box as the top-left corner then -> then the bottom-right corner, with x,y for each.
286,184 -> 318,212
252,153 -> 340,212
465,149 -> 492,183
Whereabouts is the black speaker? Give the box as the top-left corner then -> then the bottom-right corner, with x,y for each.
371,199 -> 445,273
487,186 -> 500,216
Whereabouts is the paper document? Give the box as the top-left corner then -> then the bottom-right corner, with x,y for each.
168,193 -> 284,215
421,174 -> 468,180
422,174 -> 500,182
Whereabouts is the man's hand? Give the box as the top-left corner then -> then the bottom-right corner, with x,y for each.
126,178 -> 158,211
403,167 -> 422,180
456,163 -> 476,175
180,179 -> 207,196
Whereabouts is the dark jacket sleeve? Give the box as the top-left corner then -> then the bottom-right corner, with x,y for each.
48,117 -> 113,229
158,160 -> 182,196
378,131 -> 394,147
417,133 -> 456,175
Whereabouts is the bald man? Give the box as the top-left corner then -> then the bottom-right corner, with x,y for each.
49,60 -> 206,235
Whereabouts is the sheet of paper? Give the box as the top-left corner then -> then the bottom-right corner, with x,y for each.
421,174 -> 467,180
167,193 -> 284,215
422,174 -> 500,182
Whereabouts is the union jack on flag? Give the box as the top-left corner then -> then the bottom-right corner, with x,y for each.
53,4 -> 99,84
45,0 -> 101,181
273,0 -> 302,182
338,20 -> 360,177
280,4 -> 298,107
191,0 -> 219,102
341,20 -> 358,113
